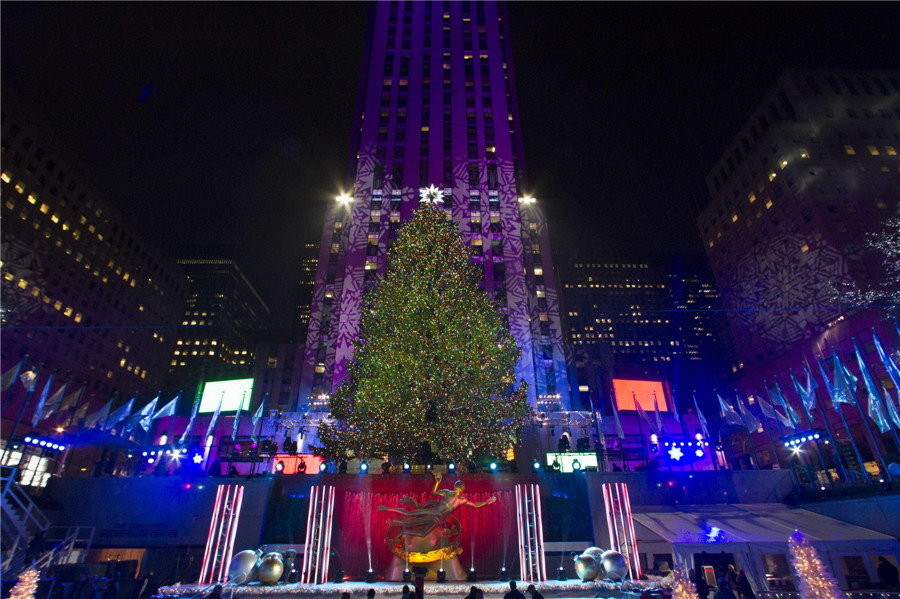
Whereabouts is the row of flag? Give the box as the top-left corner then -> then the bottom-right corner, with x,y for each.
1,363 -> 267,446
602,330 -> 900,445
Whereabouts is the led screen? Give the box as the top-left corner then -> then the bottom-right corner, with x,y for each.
612,379 -> 668,412
545,452 -> 598,473
199,378 -> 253,413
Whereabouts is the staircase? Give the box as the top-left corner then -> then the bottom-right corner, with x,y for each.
1,468 -> 94,576
514,483 -> 547,583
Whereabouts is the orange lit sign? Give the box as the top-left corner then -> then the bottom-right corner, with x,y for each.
612,379 -> 668,412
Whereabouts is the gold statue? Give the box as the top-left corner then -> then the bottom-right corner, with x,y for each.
378,471 -> 497,581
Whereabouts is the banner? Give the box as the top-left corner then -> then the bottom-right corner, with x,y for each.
694,393 -> 710,439
855,342 -> 891,434
718,394 -> 744,427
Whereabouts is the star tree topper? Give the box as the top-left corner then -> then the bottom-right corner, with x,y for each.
419,184 -> 443,204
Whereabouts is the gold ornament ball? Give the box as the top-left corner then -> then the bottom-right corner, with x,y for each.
583,546 -> 606,564
258,553 -> 284,585
601,550 -> 628,581
228,549 -> 260,585
573,554 -> 602,582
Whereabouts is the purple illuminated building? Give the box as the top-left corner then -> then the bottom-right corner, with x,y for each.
299,1 -> 571,410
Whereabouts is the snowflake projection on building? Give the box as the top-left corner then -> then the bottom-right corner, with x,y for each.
418,184 -> 443,204
722,234 -> 850,352
0,237 -> 48,326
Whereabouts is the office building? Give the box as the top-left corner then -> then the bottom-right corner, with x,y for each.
299,1 -> 571,409
292,241 -> 319,339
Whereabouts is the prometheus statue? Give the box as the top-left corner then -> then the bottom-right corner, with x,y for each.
378,471 -> 497,581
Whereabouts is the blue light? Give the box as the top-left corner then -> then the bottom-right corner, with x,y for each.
448,462 -> 455,471
360,462 -> 368,473
142,451 -> 148,457
181,448 -> 188,454
533,460 -> 541,471
403,462 -> 410,472
695,449 -> 704,457
813,433 -> 820,440
31,438 -> 39,445
319,462 -> 328,472
24,437 -> 32,443
148,458 -> 155,464
39,440 -> 47,446
784,442 -> 790,447
489,462 -> 498,471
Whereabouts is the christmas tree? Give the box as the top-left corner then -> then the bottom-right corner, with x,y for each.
316,203 -> 531,464
788,530 -> 846,599
10,568 -> 39,599
671,567 -> 696,599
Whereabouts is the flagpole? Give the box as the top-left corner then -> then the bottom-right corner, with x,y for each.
819,355 -> 871,485
757,386 -> 786,470
789,368 -> 831,486
167,392 -> 181,445
62,384 -> 87,428
834,347 -> 892,482
1,370 -> 39,465
734,393 -> 761,470
1,359 -> 24,408
633,391 -> 647,467
772,376 -> 816,484
856,336 -> 900,452
589,394 -> 605,472
807,362 -> 848,483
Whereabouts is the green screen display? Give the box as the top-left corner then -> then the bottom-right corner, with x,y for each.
199,378 -> 253,413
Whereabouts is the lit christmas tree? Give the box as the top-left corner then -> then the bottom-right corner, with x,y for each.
10,568 -> 39,599
788,530 -> 846,599
315,203 -> 531,464
671,567 -> 696,599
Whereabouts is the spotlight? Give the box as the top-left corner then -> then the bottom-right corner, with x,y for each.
39,440 -> 47,446
695,449 -> 704,457
360,462 -> 369,473
489,461 -> 497,472
24,437 -> 32,443
468,568 -> 477,582
403,462 -> 411,472
572,459 -> 582,471
31,438 -> 39,445
366,569 -> 375,583
148,458 -> 155,464
784,442 -> 790,447
437,569 -> 446,583
499,567 -> 509,582
533,460 -> 541,471
333,568 -> 345,584
813,434 -> 820,440
448,462 -> 455,472
319,462 -> 328,473
275,461 -> 285,472
557,566 -> 568,581
403,569 -> 412,583
182,447 -> 188,453
142,451 -> 148,456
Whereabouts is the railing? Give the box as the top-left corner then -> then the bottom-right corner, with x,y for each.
760,592 -> 900,599
1,467 -> 51,572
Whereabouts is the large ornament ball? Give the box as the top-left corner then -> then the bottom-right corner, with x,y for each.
258,554 -> 284,585
573,554 -> 602,582
228,550 -> 260,585
601,550 -> 628,582
583,546 -> 606,563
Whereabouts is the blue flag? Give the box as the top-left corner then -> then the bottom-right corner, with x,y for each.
693,393 -> 710,438
718,394 -> 744,427
855,341 -> 891,434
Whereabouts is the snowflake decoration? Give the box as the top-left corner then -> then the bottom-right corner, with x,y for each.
419,184 -> 443,204
192,454 -> 204,464
668,446 -> 684,461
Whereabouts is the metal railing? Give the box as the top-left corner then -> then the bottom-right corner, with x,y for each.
1,467 -> 51,572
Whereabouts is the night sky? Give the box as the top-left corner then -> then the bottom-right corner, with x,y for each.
3,2 -> 898,328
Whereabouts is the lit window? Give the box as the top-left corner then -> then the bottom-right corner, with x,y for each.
14,182 -> 25,194
887,146 -> 897,156
800,243 -> 809,253
534,267 -> 543,276
779,159 -> 788,169
64,307 -> 73,317
731,214 -> 738,222
800,150 -> 809,159
765,199 -> 774,209
748,193 -> 756,203
844,145 -> 856,155
0,172 -> 10,183
39,203 -> 50,214
868,145 -> 880,155
767,170 -> 776,181
17,278 -> 28,289
50,214 -> 59,223
53,300 -> 62,310
26,193 -> 37,204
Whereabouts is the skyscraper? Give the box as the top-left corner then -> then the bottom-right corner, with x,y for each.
299,1 -> 570,409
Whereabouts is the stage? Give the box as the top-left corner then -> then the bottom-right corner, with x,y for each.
158,578 -> 670,599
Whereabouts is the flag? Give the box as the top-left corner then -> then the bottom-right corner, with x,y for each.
883,385 -> 900,430
127,396 -> 158,433
652,391 -> 665,434
791,370 -> 815,416
718,394 -> 744,427
250,400 -> 266,444
771,383 -> 801,427
105,397 -> 135,431
70,402 -> 90,427
670,391 -> 683,428
610,396 -> 625,439
152,394 -> 180,421
818,357 -> 842,413
31,376 -> 54,427
60,385 -> 83,412
855,342 -> 891,434
634,393 -> 656,433
756,392 -> 780,423
693,393 -> 710,439
232,392 -> 246,441
34,379 -> 66,426
179,397 -> 201,446
205,393 -> 225,440
803,365 -> 819,413
1,361 -> 22,392
84,399 -> 112,429
832,353 -> 858,409
19,370 -> 37,392
736,394 -> 761,431
874,332 -> 900,396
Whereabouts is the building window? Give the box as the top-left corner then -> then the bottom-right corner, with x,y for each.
844,145 -> 856,155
